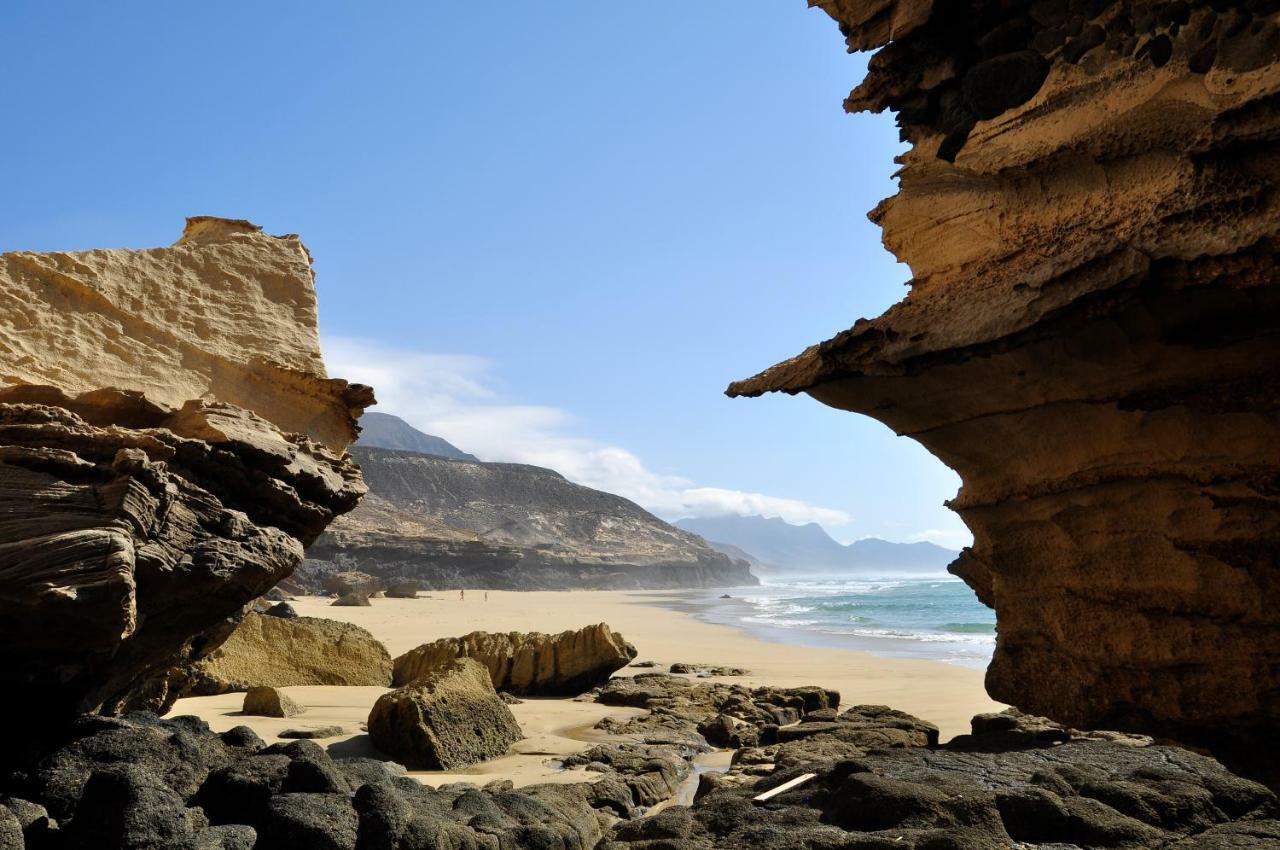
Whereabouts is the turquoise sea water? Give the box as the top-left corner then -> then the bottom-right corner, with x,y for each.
690,575 -> 996,669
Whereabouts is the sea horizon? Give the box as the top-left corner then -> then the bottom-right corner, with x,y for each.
657,573 -> 996,670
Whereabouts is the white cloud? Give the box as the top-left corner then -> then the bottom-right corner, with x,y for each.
906,528 -> 974,549
323,335 -> 851,529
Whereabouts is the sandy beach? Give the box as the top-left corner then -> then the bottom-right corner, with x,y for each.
169,590 -> 1003,788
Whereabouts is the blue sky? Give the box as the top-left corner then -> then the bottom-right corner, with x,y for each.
0,2 -> 969,548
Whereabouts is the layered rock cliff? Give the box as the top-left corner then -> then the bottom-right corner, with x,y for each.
305,446 -> 758,589
730,1 -> 1280,783
0,219 -> 370,749
0,216 -> 371,450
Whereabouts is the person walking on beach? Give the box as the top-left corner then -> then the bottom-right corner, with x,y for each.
459,589 -> 465,601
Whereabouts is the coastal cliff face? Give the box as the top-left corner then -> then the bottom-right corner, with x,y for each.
730,2 -> 1280,782
305,446 -> 757,589
0,219 -> 370,742
0,216 -> 371,450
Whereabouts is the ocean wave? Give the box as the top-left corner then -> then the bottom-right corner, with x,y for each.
939,622 -> 995,634
716,576 -> 997,664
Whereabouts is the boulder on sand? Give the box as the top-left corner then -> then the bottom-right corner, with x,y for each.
385,582 -> 420,599
321,570 -> 384,598
368,658 -> 522,770
189,613 -> 392,694
331,593 -> 371,607
265,602 -> 299,619
243,687 -> 304,718
392,623 -> 636,696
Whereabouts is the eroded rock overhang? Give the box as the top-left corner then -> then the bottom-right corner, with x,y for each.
729,1 -> 1280,784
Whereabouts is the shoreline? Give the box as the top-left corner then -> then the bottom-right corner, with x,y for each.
641,583 -> 994,671
170,588 -> 1004,788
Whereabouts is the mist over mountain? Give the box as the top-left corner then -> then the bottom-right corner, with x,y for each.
357,411 -> 478,460
675,514 -> 957,574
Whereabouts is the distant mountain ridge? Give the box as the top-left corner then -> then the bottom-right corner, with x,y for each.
306,413 -> 756,590
675,514 -> 957,574
357,411 -> 477,460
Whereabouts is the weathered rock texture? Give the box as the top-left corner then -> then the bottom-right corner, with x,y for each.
180,613 -> 392,695
10,711 -> 684,850
367,658 -> 523,770
0,219 -> 372,762
0,216 -> 371,450
305,446 -> 758,589
8,689 -> 1274,849
392,624 -> 637,695
0,392 -> 364,734
729,1 -> 1280,784
605,709 -> 1280,850
242,687 -> 304,719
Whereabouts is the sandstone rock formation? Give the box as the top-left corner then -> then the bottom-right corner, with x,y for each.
0,391 -> 365,735
243,687 -> 304,718
368,658 -> 523,770
385,581 -> 420,599
180,612 -> 392,695
392,624 -> 637,696
305,445 -> 757,590
0,216 -> 372,450
321,570 -> 384,597
0,219 -> 372,765
729,1 -> 1280,785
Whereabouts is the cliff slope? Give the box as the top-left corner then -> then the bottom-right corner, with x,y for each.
729,1 -> 1280,785
306,446 -> 757,589
355,411 -> 477,460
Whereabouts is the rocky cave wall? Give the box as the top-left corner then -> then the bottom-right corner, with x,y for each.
730,0 -> 1280,783
0,219 -> 372,750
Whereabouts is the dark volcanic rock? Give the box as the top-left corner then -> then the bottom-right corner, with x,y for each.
669,663 -> 749,677
278,725 -> 346,740
8,702 -> 1276,850
392,623 -> 637,695
263,602 -> 298,619
27,714 -> 232,823
594,673 -> 843,750
61,763 -> 211,849
259,793 -> 358,850
303,445 -> 758,590
728,0 -> 1280,787
606,710 -> 1280,850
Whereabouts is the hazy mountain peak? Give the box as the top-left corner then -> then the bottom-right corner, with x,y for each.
357,411 -> 478,461
675,514 -> 957,575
